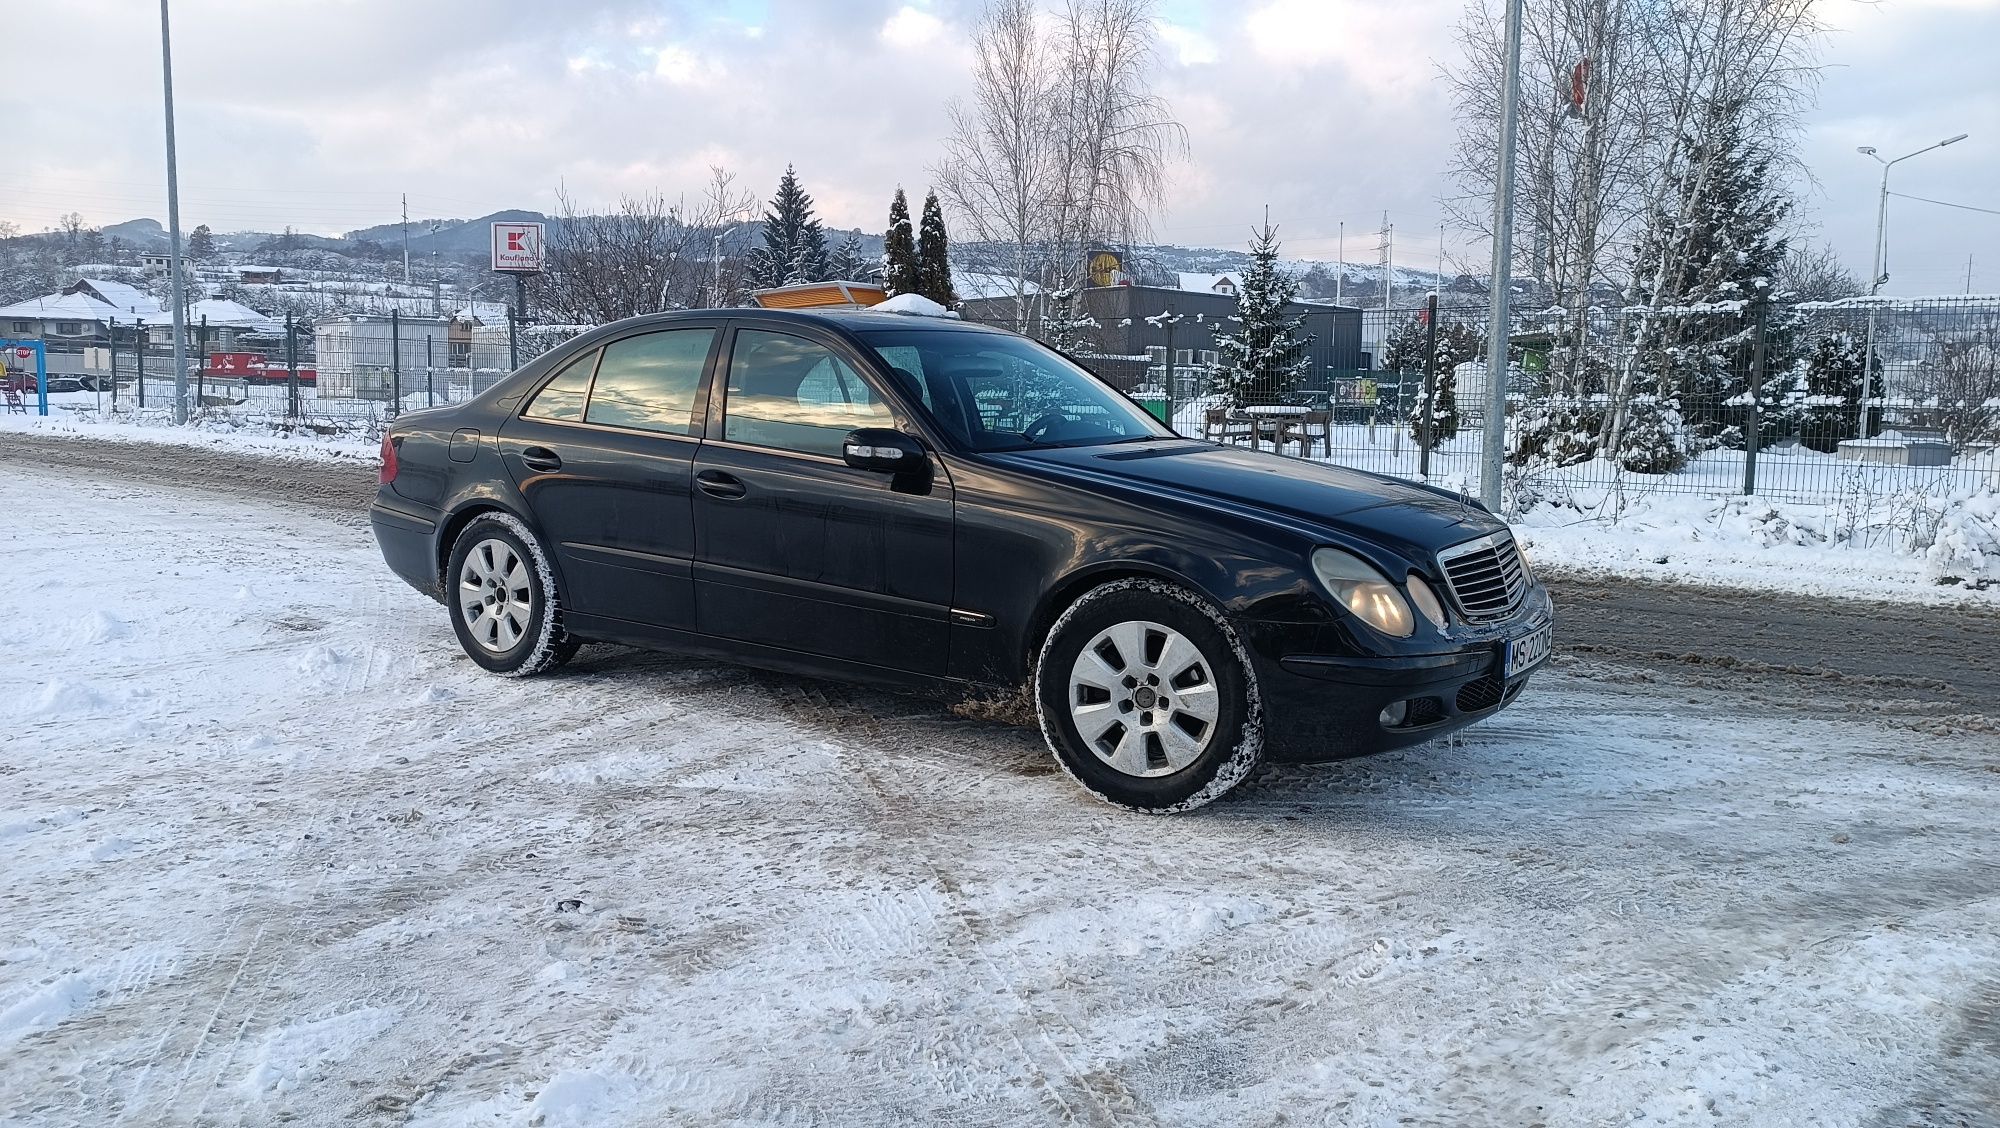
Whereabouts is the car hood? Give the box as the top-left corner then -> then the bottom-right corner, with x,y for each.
988,440 -> 1503,559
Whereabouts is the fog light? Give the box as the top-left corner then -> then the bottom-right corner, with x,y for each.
1378,700 -> 1409,727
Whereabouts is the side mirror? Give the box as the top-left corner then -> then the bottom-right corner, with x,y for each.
842,428 -> 927,474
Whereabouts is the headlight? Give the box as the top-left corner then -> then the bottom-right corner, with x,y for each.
1406,574 -> 1449,630
1311,547 -> 1414,638
1514,537 -> 1536,582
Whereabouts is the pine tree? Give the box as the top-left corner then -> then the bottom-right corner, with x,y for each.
1209,224 -> 1313,408
1041,287 -> 1099,354
748,164 -> 829,289
883,188 -> 919,297
1628,104 -> 1794,436
186,224 -> 215,260
828,233 -> 874,281
915,191 -> 957,307
1795,329 -> 1878,453
1383,313 -> 1481,445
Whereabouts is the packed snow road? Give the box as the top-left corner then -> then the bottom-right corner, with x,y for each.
2,465 -> 1997,1127
7,427 -> 1999,709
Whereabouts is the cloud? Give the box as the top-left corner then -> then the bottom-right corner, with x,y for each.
1241,0 -> 1457,97
654,43 -> 726,85
880,5 -> 945,49
1156,20 -> 1219,66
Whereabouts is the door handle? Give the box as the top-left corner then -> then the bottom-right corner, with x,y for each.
520,446 -> 562,472
695,469 -> 747,499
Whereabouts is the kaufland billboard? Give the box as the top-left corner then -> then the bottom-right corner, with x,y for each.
491,221 -> 546,274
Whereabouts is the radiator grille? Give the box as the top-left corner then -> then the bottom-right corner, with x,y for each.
1437,533 -> 1528,622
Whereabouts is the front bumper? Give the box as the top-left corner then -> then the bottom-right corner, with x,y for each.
1246,584 -> 1553,762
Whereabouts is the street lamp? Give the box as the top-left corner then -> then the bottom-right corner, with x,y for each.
1856,133 -> 1967,437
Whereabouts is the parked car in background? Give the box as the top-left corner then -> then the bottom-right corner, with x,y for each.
370,309 -> 1552,811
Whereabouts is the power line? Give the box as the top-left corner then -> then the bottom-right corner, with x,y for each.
1890,191 -> 2000,217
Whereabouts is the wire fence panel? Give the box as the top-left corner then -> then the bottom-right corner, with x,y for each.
974,295 -> 2000,508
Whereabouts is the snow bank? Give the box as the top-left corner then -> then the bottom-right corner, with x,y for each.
873,293 -> 959,318
0,410 -> 380,464
1516,484 -> 2000,603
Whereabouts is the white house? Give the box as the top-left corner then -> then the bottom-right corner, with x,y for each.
1177,272 -> 1243,297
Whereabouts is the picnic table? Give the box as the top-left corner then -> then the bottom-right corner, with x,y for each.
1204,405 -> 1331,456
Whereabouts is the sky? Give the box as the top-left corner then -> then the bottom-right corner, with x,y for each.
2,0 -> 1996,294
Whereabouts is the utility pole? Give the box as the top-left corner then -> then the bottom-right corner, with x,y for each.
1479,0 -> 1524,512
1378,213 -> 1394,312
431,221 -> 442,316
1335,221 -> 1344,305
401,193 -> 411,286
158,0 -> 191,425
1967,253 -> 1975,295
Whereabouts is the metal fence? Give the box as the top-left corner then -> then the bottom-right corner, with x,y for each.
990,295 -> 2000,508
10,314 -> 566,435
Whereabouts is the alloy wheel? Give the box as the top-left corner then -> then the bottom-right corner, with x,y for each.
1066,619 -> 1220,777
458,537 -> 534,653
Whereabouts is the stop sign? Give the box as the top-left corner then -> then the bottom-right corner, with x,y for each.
12,347 -> 28,360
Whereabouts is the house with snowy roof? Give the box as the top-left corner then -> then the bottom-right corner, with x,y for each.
143,298 -> 284,352
0,279 -> 162,343
68,278 -> 165,318
1177,272 -> 1243,296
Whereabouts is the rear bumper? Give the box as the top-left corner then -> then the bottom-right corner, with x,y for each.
1248,587 -> 1552,762
370,499 -> 443,601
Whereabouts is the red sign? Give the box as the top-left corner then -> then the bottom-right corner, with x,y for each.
208,352 -> 267,375
12,347 -> 28,360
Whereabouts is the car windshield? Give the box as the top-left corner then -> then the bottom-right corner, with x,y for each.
858,327 -> 1175,452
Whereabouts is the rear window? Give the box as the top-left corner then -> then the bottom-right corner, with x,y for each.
522,350 -> 597,421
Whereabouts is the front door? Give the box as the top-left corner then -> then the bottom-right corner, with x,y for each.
691,326 -> 954,675
499,324 -> 721,630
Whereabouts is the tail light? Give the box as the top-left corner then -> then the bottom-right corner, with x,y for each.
379,433 -> 399,484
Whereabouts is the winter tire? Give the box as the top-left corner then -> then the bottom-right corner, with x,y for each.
1035,578 -> 1263,812
446,511 -> 580,677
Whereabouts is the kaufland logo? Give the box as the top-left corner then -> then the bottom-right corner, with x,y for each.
492,222 -> 545,272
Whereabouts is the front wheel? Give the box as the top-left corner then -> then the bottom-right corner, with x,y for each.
445,512 -> 580,676
1035,579 -> 1263,812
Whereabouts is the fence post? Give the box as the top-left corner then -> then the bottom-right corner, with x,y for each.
136,320 -> 146,408
108,318 -> 118,410
196,315 -> 208,403
425,335 -> 435,408
390,309 -> 402,417
1743,299 -> 1767,497
1421,292 -> 1438,478
286,313 -> 300,420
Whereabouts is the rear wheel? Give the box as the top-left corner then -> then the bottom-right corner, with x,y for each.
446,512 -> 579,676
1035,579 -> 1263,812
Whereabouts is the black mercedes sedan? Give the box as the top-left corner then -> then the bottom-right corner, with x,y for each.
370,308 -> 1552,811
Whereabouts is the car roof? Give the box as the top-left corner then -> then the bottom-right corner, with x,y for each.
614,307 -> 1011,335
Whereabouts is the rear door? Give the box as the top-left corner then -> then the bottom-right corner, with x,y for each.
498,323 -> 721,630
690,325 -> 954,674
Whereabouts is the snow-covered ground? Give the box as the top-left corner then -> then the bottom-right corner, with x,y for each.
3,467 -> 1997,1125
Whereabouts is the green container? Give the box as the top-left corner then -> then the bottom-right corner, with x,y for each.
1137,397 -> 1170,423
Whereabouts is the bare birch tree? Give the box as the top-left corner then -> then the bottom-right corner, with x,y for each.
932,0 -> 1185,331
933,0 -> 1052,328
535,167 -> 756,324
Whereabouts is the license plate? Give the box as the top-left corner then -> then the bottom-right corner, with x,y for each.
1505,623 -> 1553,677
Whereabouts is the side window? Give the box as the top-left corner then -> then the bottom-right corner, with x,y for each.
584,328 -> 716,435
522,349 -> 598,421
871,345 -> 933,410
724,330 -> 893,457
